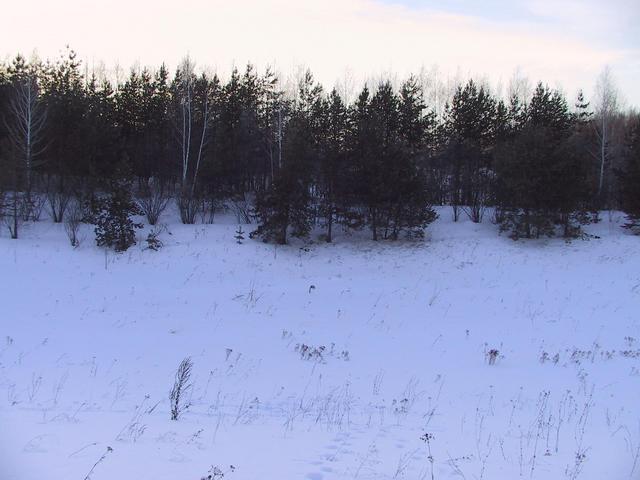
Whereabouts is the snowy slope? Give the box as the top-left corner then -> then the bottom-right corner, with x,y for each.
1,208 -> 639,480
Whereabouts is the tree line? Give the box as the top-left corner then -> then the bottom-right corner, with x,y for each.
0,49 -> 638,247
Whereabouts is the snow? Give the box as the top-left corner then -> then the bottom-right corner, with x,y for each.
1,208 -> 639,480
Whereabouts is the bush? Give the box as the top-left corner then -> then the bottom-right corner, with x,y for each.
137,179 -> 169,226
145,225 -> 167,251
90,180 -> 143,252
177,191 -> 199,225
64,201 -> 83,247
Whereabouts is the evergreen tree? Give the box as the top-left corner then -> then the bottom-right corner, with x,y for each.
351,81 -> 436,240
234,225 -> 245,244
574,90 -> 592,127
83,75 -> 120,179
89,169 -> 143,252
618,119 -> 640,233
0,49 -> 626,246
256,67 -> 284,190
252,72 -> 321,244
527,82 -> 573,134
354,81 -> 397,239
399,75 -> 437,153
252,115 -> 314,244
318,88 -> 349,242
41,48 -> 87,181
495,85 -> 591,239
442,80 -> 497,222
115,69 -> 144,176
149,64 -> 174,181
210,64 -> 264,195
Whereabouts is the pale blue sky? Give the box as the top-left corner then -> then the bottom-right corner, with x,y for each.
385,0 -> 639,49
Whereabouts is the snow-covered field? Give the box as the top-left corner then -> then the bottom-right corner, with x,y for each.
1,208 -> 639,480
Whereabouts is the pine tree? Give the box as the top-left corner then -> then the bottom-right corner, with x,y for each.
442,80 -> 497,222
83,76 -> 119,179
252,73 -> 321,244
256,67 -> 284,189
398,75 -> 435,152
355,81 -> 398,239
211,64 -> 264,195
618,119 -> 640,233
527,83 -> 572,134
41,48 -> 87,188
318,88 -> 350,242
495,85 -> 591,239
115,69 -> 144,176
349,81 -> 435,240
150,64 -> 173,180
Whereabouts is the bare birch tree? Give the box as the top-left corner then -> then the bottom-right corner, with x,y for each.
3,72 -> 47,237
507,68 -> 532,107
592,66 -> 619,205
191,75 -> 210,198
177,57 -> 194,187
175,57 -> 212,224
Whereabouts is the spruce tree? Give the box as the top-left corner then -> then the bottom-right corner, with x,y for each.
90,169 -> 143,252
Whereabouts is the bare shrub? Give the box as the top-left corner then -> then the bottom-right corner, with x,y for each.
47,187 -> 72,223
491,207 -> 506,226
230,192 -> 254,224
169,357 -> 193,420
5,191 -> 23,239
177,193 -> 199,225
199,196 -> 218,224
64,201 -> 83,247
22,193 -> 46,221
145,224 -> 168,251
138,179 -> 169,226
0,190 -> 6,224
